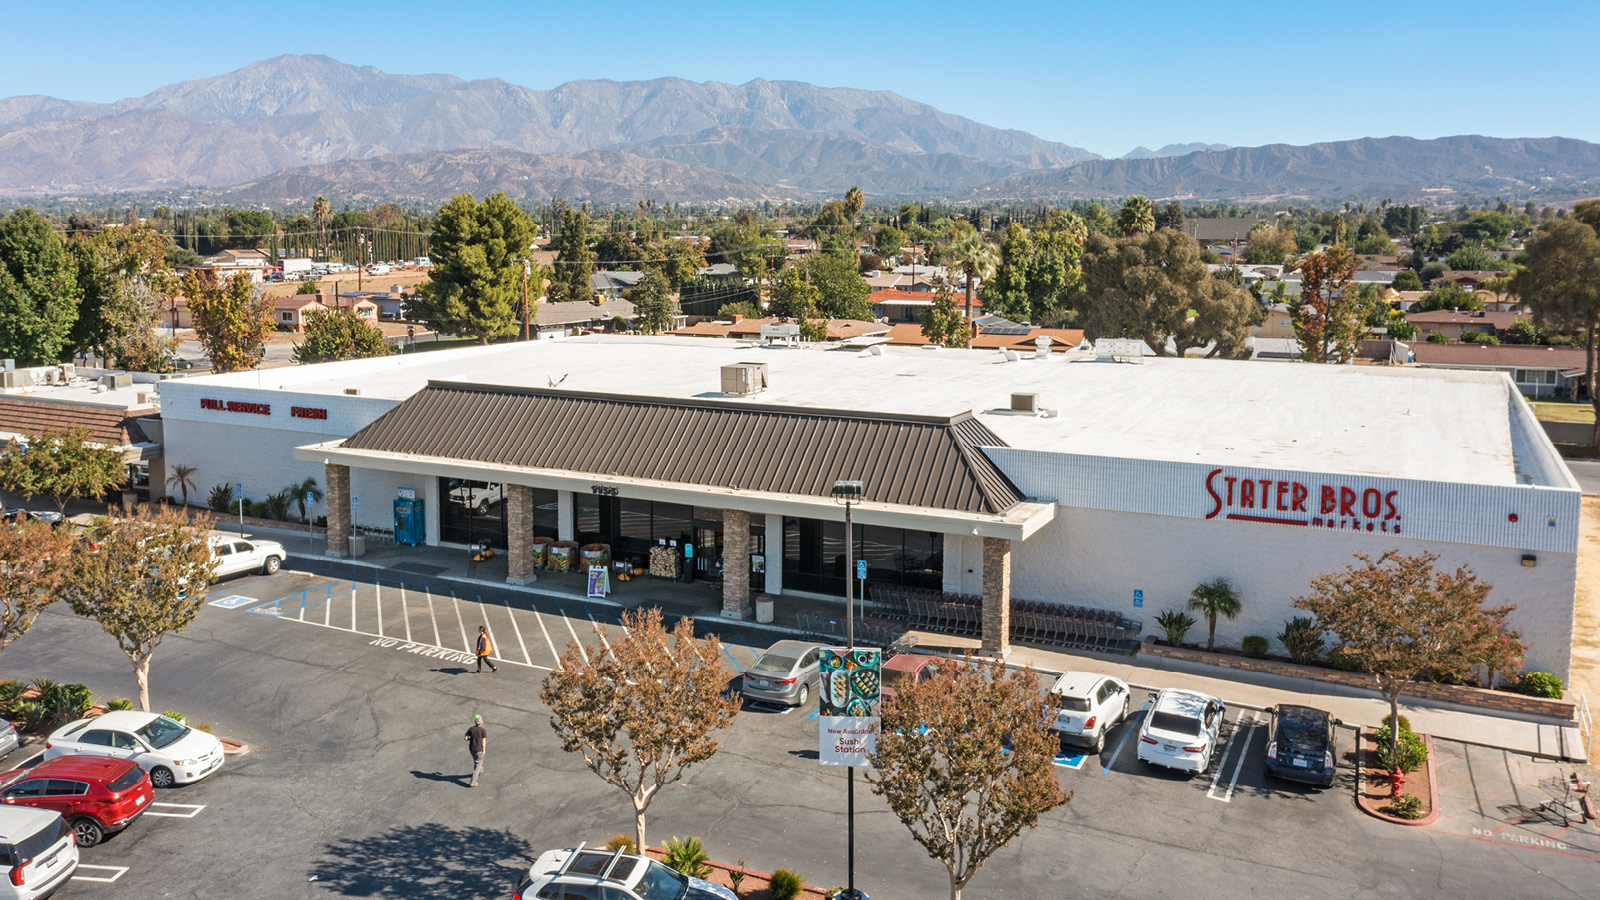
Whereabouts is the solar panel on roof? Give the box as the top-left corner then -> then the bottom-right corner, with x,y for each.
982,326 -> 1032,335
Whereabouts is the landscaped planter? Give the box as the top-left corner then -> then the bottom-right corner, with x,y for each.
1354,727 -> 1439,826
642,848 -> 830,899
1141,639 -> 1576,719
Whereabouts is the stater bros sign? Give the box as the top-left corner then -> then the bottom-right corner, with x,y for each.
1204,467 -> 1403,534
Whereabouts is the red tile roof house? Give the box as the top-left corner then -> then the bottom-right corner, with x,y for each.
1410,343 -> 1589,398
273,295 -> 328,332
1403,309 -> 1521,341
672,316 -> 889,342
885,322 -> 1087,353
870,288 -> 982,323
1437,270 -> 1502,289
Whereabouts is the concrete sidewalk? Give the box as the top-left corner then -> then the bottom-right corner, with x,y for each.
233,521 -> 1590,764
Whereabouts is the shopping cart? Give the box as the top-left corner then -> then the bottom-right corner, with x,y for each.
1532,772 -> 1589,825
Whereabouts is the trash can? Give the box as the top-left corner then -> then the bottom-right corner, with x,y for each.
348,535 -> 367,558
755,595 -> 775,624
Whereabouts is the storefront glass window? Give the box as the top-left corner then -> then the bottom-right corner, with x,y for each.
782,517 -> 941,596
438,478 -> 507,548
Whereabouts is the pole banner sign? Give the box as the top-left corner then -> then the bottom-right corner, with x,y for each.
819,647 -> 881,766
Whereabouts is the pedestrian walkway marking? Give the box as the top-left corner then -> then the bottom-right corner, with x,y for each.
1207,712 -> 1259,802
1054,752 -> 1087,769
209,595 -> 258,609
73,864 -> 129,883
1103,704 -> 1148,774
145,801 -> 205,818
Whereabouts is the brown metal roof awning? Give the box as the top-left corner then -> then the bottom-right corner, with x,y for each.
336,381 -> 1027,516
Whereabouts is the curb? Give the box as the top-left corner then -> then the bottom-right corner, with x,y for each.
643,846 -> 831,897
220,737 -> 250,756
1354,729 -> 1439,826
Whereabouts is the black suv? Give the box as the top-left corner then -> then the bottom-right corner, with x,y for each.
1263,704 -> 1338,787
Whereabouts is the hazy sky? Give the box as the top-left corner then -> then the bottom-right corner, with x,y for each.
4,0 -> 1594,157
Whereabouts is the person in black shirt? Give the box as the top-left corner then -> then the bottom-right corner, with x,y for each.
465,714 -> 487,787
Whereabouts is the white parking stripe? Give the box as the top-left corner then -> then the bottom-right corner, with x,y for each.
375,584 -> 383,638
587,611 -> 617,661
325,587 -> 334,626
451,589 -> 472,653
399,585 -> 413,643
424,587 -> 444,648
561,608 -> 589,665
145,801 -> 205,818
532,608 -> 563,670
502,601 -> 533,666
73,864 -> 129,883
1207,712 -> 1259,802
349,584 -> 356,631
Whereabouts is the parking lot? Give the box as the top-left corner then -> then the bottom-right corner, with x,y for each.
1,557 -> 1595,899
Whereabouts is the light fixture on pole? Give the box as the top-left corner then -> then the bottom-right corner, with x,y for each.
830,478 -> 868,900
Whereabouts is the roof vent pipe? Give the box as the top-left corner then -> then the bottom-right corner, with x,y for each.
1034,336 -> 1052,359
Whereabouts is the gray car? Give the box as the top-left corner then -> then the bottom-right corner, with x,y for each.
741,640 -> 822,707
0,720 -> 17,759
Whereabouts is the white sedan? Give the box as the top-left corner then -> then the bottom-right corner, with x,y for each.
1136,688 -> 1226,774
1047,672 -> 1132,753
210,536 -> 286,578
44,712 -> 224,788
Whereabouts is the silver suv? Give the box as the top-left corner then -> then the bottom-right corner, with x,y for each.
514,845 -> 735,900
0,807 -> 78,899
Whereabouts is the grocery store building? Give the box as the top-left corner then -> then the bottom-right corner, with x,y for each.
157,336 -> 1583,680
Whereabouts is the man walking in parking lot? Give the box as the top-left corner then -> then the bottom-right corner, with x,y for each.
475,625 -> 497,673
465,714 -> 487,787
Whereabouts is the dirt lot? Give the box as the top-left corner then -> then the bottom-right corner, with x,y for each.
1569,495 -> 1600,710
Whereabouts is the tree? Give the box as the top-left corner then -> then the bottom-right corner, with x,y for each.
290,476 -> 322,524
182,270 -> 274,373
292,307 -> 393,364
0,426 -> 126,514
1079,231 -> 1259,358
1187,577 -> 1242,651
772,254 -> 872,321
867,656 -> 1069,900
1512,218 -> 1600,443
626,270 -> 676,335
64,506 -> 217,712
166,464 -> 198,508
1243,224 -> 1297,266
0,209 -> 78,366
1391,270 -> 1423,292
874,225 -> 904,261
69,222 -> 178,371
0,520 -> 78,659
1116,196 -> 1156,236
981,223 -> 1033,323
1445,244 -> 1493,272
404,193 -> 534,343
1290,246 -> 1362,363
1413,283 -> 1483,313
843,186 -> 865,228
920,279 -> 971,348
539,608 -> 739,849
644,236 -> 705,290
545,204 -> 596,303
1353,232 -> 1397,256
1295,551 -> 1516,757
312,197 -> 331,259
946,230 -> 998,320
1155,203 -> 1185,232
1500,318 -> 1544,345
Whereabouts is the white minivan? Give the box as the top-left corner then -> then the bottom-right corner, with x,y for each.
0,807 -> 78,899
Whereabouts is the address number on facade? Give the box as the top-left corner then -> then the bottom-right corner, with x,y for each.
590,485 -> 619,497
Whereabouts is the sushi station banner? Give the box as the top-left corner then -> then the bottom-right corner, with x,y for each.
819,647 -> 880,767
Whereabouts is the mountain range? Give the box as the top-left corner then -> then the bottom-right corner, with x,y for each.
2,55 -> 1598,205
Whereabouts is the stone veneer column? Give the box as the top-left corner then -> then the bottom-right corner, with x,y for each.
722,509 -> 751,618
325,463 -> 351,558
981,536 -> 1012,656
506,484 -> 535,585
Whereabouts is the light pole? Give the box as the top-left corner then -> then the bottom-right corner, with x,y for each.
831,478 -> 866,900
522,259 -> 532,341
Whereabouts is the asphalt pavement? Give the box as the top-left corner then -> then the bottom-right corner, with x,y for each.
1564,458 -> 1600,495
2,559 -> 1596,900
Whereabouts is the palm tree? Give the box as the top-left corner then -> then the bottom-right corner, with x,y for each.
1117,195 -> 1156,236
946,229 -> 999,321
166,465 -> 198,509
312,196 -> 331,261
1187,577 -> 1243,651
290,476 -> 324,524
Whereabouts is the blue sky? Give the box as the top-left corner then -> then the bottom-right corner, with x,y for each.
4,0 -> 1594,157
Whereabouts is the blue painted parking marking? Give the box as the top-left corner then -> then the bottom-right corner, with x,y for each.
720,644 -> 745,673
245,581 -> 358,619
1054,752 -> 1087,770
209,595 -> 261,609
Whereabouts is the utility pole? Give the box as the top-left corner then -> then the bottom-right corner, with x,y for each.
357,230 -> 364,292
522,259 -> 532,341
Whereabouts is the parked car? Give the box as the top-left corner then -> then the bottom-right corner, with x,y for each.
878,654 -> 945,702
514,845 -> 735,900
44,711 -> 224,788
1263,704 -> 1338,787
0,756 -> 153,847
0,806 -> 78,899
741,640 -> 822,707
1047,672 -> 1132,753
167,356 -> 195,370
209,536 -> 285,578
0,723 -> 15,760
1136,688 -> 1226,774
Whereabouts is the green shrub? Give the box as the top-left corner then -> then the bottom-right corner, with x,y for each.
1277,616 -> 1325,665
1154,609 -> 1196,647
1381,713 -> 1412,734
30,676 -> 58,695
38,683 -> 92,723
1514,671 -> 1563,699
1387,794 -> 1425,819
8,699 -> 44,731
768,869 -> 804,900
729,861 -> 747,895
602,834 -> 637,855
1241,635 -> 1269,658
106,698 -> 136,712
163,710 -> 188,724
0,679 -> 23,704
1375,725 -> 1428,773
208,483 -> 234,513
661,836 -> 711,879
1426,332 -> 1450,343
1326,647 -> 1365,672
260,489 -> 294,521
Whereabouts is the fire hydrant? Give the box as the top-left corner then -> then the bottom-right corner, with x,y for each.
1389,767 -> 1406,798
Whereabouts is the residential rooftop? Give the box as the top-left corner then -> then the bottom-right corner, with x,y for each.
176,335 -> 1563,488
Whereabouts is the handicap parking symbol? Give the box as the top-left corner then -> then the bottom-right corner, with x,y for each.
1053,752 -> 1087,769
208,595 -> 258,609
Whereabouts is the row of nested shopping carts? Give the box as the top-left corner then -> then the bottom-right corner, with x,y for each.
869,585 -> 1143,654
794,609 -> 915,652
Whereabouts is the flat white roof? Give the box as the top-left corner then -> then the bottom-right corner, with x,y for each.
179,335 -> 1542,486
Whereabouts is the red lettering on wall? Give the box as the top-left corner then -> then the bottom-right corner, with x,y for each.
290,406 -> 328,420
1275,481 -> 1290,512
1258,480 -> 1272,509
1224,476 -> 1237,505
1291,482 -> 1308,512
1204,468 -> 1223,519
1339,486 -> 1356,517
1204,470 -> 1402,535
1321,485 -> 1337,515
202,398 -> 270,415
1384,491 -> 1398,521
1240,479 -> 1255,508
1362,488 -> 1382,518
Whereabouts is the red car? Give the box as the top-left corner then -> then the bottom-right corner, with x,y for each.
879,654 -> 946,702
0,756 -> 153,847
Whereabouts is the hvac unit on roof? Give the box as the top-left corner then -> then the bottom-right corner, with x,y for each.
720,362 -> 769,396
1010,393 -> 1040,414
